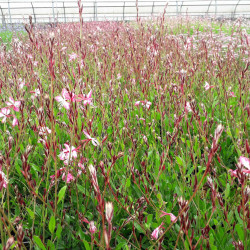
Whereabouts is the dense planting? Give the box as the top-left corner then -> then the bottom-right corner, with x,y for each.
0,13 -> 249,249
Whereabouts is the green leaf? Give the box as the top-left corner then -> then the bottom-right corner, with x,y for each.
57,186 -> 67,204
125,178 -> 131,188
56,224 -> 62,239
157,193 -> 163,207
176,156 -> 184,166
83,240 -> 91,250
225,183 -> 230,198
235,224 -> 244,241
26,207 -> 34,219
147,214 -> 153,224
134,222 -> 144,234
47,239 -> 55,250
49,216 -> 56,234
116,242 -> 127,250
77,184 -> 89,196
33,236 -> 46,250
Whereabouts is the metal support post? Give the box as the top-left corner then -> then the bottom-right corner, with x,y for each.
52,0 -> 55,23
176,1 -> 179,16
0,6 -> 6,29
31,2 -> 36,23
63,2 -> 66,23
233,0 -> 241,19
123,2 -> 125,20
8,0 -> 12,24
215,0 -> 217,17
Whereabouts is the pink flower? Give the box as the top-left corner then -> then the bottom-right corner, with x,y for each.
0,108 -> 10,123
50,168 -> 75,183
69,53 -> 78,61
83,130 -> 99,146
185,102 -> 192,113
61,47 -> 67,52
62,172 -> 74,183
76,90 -> 93,106
18,79 -> 26,89
229,169 -> 237,178
55,88 -> 75,110
6,97 -> 21,112
229,156 -> 250,178
88,164 -> 100,193
160,211 -> 177,222
89,221 -> 97,234
212,124 -> 224,148
229,92 -> 236,97
58,144 -> 78,165
0,170 -> 8,189
83,90 -> 93,105
12,116 -> 18,127
239,156 -> 250,173
135,100 -> 151,109
50,167 -> 65,181
105,202 -> 114,223
151,222 -> 164,240
117,73 -> 122,80
77,163 -> 85,177
204,82 -> 215,91
30,89 -> 40,97
38,126 -> 51,136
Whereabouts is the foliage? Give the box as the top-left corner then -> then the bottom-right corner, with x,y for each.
0,15 -> 249,250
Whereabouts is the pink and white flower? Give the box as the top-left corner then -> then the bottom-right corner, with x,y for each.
229,156 -> 250,179
239,156 -> 250,174
135,100 -> 152,109
38,126 -> 52,136
185,102 -> 192,113
55,88 -> 75,110
61,47 -> 67,52
18,79 -> 26,89
151,222 -> 164,240
117,73 -> 122,80
229,91 -> 236,97
77,163 -> 86,177
50,167 -> 74,183
160,211 -> 177,222
12,116 -> 18,127
204,82 -> 215,91
0,170 -> 8,189
89,221 -> 97,234
105,202 -> 114,223
30,89 -> 40,97
83,130 -> 99,146
58,144 -> 78,165
69,53 -> 78,61
62,172 -> 74,183
229,169 -> 237,178
76,90 -> 93,106
6,97 -> 21,112
0,108 -> 10,123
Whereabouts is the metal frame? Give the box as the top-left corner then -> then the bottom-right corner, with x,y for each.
233,0 -> 241,18
0,0 -> 249,26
